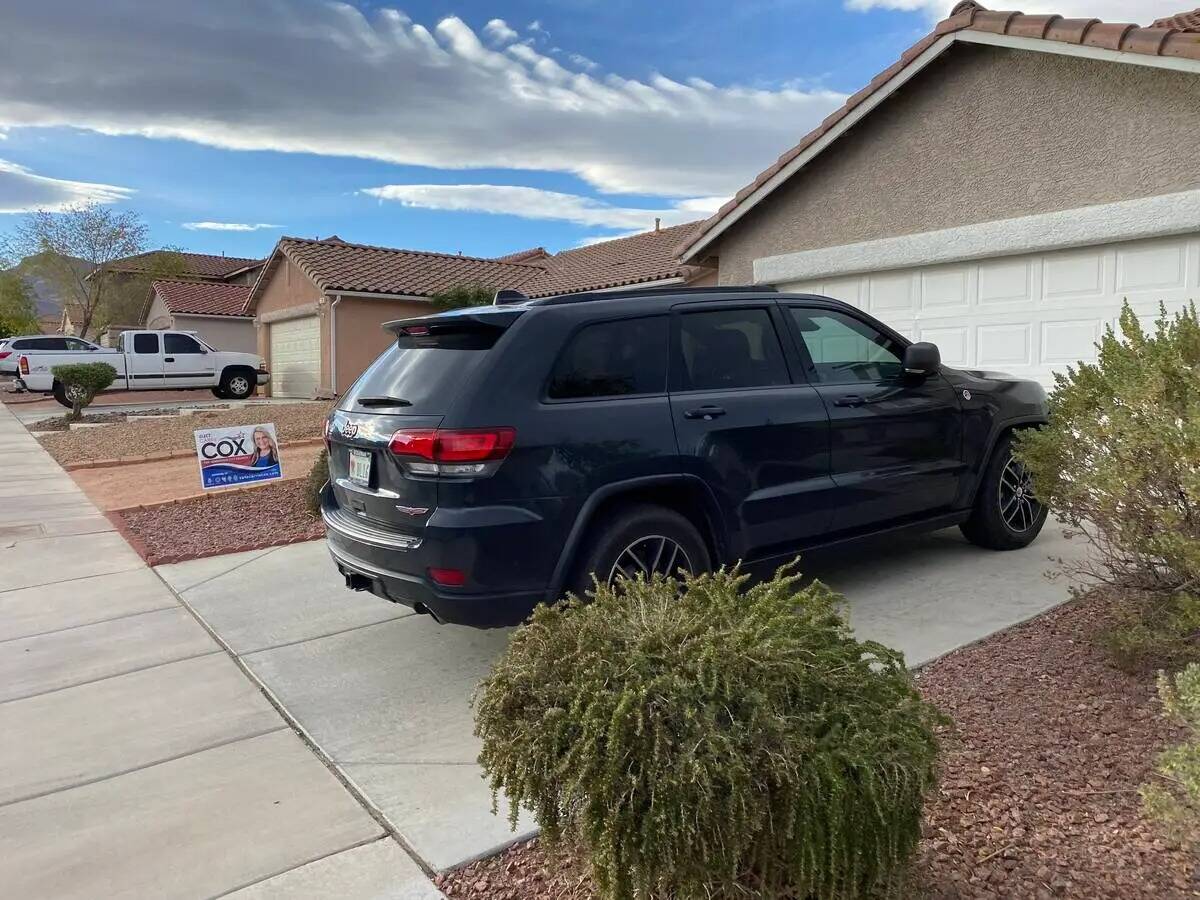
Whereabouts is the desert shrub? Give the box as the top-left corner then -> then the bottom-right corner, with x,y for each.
1016,302 -> 1200,668
1102,592 -> 1200,673
304,449 -> 329,517
429,282 -> 494,310
474,565 -> 946,900
1142,663 -> 1200,852
51,362 -> 116,420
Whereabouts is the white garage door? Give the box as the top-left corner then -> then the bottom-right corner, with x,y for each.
269,316 -> 320,399
780,234 -> 1200,385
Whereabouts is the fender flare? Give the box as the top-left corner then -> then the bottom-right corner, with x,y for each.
546,474 -> 728,600
966,414 -> 1045,505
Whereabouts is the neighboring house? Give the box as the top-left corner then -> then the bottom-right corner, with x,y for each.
36,315 -> 61,335
142,279 -> 256,353
245,222 -> 713,398
677,1 -> 1200,384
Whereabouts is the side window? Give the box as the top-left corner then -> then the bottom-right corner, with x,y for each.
789,307 -> 904,383
64,338 -> 91,351
164,333 -> 204,354
133,333 -> 160,355
547,316 -> 668,400
11,339 -> 33,350
676,308 -> 790,391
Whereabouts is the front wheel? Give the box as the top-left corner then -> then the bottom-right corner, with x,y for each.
52,381 -> 88,410
219,369 -> 255,400
960,433 -> 1047,550
211,386 -> 229,399
566,503 -> 711,598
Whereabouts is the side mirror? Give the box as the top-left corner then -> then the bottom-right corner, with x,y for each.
903,342 -> 940,378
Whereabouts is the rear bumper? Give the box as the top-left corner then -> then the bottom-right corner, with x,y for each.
320,484 -> 555,628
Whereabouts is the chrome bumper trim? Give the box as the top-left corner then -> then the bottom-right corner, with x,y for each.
321,505 -> 422,551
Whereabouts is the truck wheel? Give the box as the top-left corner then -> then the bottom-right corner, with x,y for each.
566,503 -> 711,599
52,381 -> 86,409
219,369 -> 254,400
960,433 -> 1047,550
211,387 -> 228,399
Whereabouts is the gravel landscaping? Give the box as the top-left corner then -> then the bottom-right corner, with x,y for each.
437,593 -> 1197,900
37,401 -> 331,464
114,479 -> 325,565
30,406 -> 231,432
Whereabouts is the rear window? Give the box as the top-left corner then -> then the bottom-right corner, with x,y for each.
340,321 -> 508,414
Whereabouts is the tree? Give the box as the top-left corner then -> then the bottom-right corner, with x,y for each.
429,282 -> 496,311
0,272 -> 38,336
0,203 -> 149,340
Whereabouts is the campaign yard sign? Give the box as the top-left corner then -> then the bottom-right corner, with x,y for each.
194,422 -> 282,490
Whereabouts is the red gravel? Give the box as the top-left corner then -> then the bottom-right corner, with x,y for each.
438,594 -> 1198,900
113,479 -> 325,565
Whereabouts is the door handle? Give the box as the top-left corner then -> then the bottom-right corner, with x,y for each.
164,356 -> 175,363
834,394 -> 865,408
684,405 -> 726,420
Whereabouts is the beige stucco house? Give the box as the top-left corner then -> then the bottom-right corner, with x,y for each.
246,224 -> 714,398
142,279 -> 257,353
678,1 -> 1200,384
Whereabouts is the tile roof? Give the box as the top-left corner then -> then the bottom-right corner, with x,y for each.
677,1 -> 1200,261
247,223 -> 709,309
111,250 -> 265,279
523,222 -> 705,297
150,279 -> 253,318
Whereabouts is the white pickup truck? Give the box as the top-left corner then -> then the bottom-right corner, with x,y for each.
17,330 -> 270,407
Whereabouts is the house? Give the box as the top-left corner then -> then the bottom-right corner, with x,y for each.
141,279 -> 256,353
245,222 -> 712,398
677,2 -> 1200,384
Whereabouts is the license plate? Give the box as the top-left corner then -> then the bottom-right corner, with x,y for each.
348,449 -> 372,486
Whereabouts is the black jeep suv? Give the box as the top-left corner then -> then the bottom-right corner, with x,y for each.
322,286 -> 1048,628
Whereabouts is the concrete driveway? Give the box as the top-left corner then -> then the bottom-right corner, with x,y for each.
156,524 -> 1090,874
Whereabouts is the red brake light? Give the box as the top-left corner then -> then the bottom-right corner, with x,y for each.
389,427 -> 515,462
428,567 -> 467,587
0,351 -> 10,360
403,325 -> 430,336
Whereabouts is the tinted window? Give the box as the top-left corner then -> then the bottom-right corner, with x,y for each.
10,339 -> 33,350
341,320 -> 509,414
789,308 -> 904,383
64,338 -> 93,351
15,337 -> 67,350
165,333 -> 204,354
676,309 -> 790,391
547,317 -> 667,400
133,333 -> 159,354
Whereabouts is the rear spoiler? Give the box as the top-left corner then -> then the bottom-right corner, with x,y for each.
383,307 -> 525,336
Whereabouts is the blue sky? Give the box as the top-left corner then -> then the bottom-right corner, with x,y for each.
0,0 -> 1181,260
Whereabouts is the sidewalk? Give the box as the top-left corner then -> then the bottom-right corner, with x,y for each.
0,402 -> 443,899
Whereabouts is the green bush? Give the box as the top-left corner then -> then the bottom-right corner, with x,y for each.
474,566 -> 946,900
51,362 -> 116,420
1142,663 -> 1200,852
304,449 -> 329,517
429,282 -> 495,311
1016,302 -> 1200,668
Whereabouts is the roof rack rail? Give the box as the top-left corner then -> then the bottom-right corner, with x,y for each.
493,289 -> 529,305
534,284 -> 778,306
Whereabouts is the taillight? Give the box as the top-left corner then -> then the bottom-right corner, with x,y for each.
389,427 -> 515,477
18,355 -> 29,375
0,351 -> 10,360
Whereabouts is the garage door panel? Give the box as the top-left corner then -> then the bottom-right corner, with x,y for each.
777,233 -> 1200,385
269,317 -> 320,399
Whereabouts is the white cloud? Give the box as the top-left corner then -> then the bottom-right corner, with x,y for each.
0,1 -> 845,199
182,221 -> 281,232
483,18 -> 517,43
845,0 -> 1183,23
569,52 -> 599,72
362,184 -> 725,230
0,158 -> 132,213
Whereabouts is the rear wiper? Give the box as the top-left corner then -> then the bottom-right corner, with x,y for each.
357,396 -> 413,408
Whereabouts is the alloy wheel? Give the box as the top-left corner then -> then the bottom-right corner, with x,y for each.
607,535 -> 693,588
998,454 -> 1041,533
229,376 -> 250,396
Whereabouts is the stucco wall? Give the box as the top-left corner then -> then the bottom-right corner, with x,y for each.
333,296 -> 431,393
253,257 -> 327,396
145,295 -> 173,330
713,45 -> 1200,284
175,314 -> 257,354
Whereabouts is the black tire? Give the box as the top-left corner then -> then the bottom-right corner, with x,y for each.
566,503 -> 711,598
219,368 -> 255,400
960,433 -> 1047,550
52,381 -> 72,409
211,386 -> 229,399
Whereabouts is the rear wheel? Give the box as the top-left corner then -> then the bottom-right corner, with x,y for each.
960,433 -> 1047,550
220,369 -> 255,400
211,386 -> 229,399
566,503 -> 711,598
